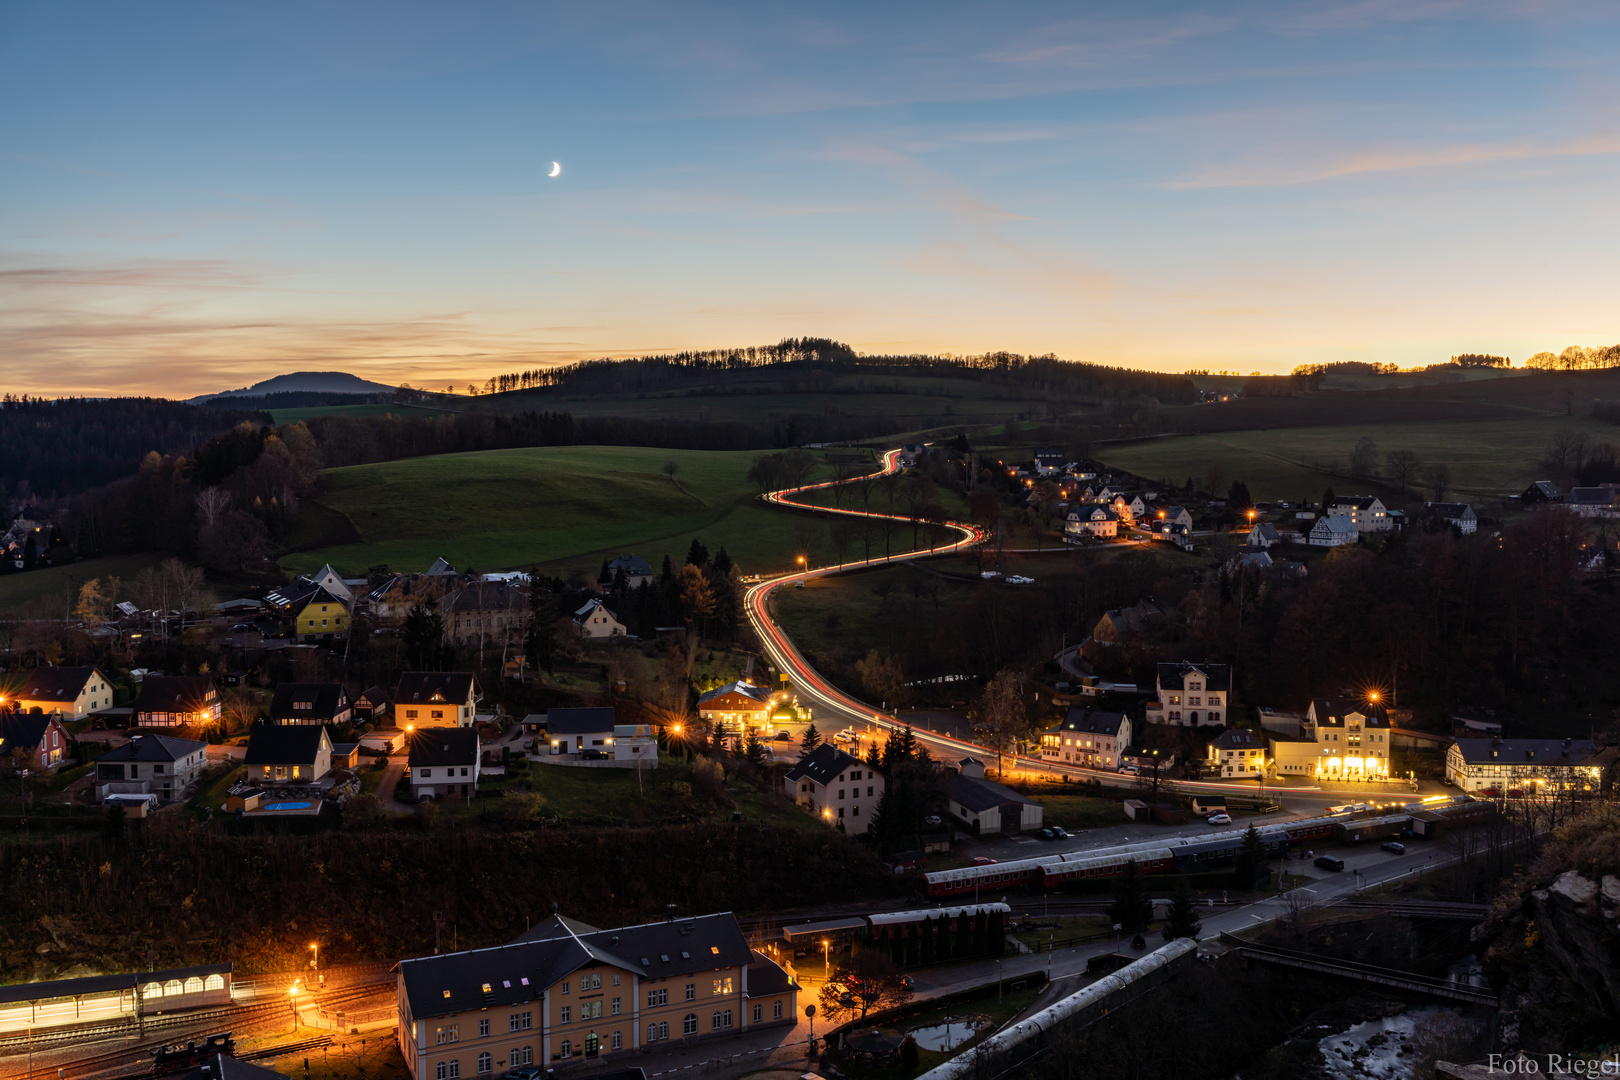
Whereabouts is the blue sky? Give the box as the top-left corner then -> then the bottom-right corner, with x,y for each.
3,1 -> 1618,396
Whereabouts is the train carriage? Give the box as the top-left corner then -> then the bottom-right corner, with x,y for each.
1040,847 -> 1175,888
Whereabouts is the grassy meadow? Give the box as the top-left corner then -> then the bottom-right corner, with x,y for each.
1096,414 -> 1620,503
265,401 -> 430,424
0,553 -> 163,611
280,444 -> 839,578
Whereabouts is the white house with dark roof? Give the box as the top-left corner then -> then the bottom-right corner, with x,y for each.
408,728 -> 481,799
1326,495 -> 1392,533
395,909 -> 795,1079
1445,738 -> 1599,793
573,599 -> 628,640
95,733 -> 206,803
269,682 -> 351,726
781,742 -> 883,833
1206,729 -> 1267,778
1040,708 -> 1132,769
1246,522 -> 1281,548
602,554 -> 656,588
244,724 -> 333,785
1144,662 -> 1229,726
944,758 -> 1042,835
1424,502 -> 1478,534
1065,506 -> 1118,539
1566,487 -> 1620,518
1308,514 -> 1359,547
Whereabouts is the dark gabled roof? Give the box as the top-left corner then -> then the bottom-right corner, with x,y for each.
132,676 -> 216,714
1250,522 -> 1280,541
745,952 -> 792,997
244,724 -> 330,766
1424,502 -> 1476,520
265,578 -> 321,609
1523,481 -> 1563,501
394,672 -> 479,705
175,1055 -> 285,1080
408,728 -> 480,768
1312,514 -> 1357,534
607,554 -> 655,577
783,742 -> 865,785
269,682 -> 349,721
1309,698 -> 1390,728
402,911 -> 753,1022
1208,729 -> 1265,751
1156,662 -> 1231,693
948,772 -> 1038,813
100,733 -> 205,763
1328,495 -> 1381,510
545,707 -> 618,734
295,586 -> 347,611
14,666 -> 103,702
697,681 -> 772,707
355,685 -> 389,707
573,598 -> 619,623
1051,707 -> 1128,738
1452,738 -> 1596,765
0,713 -> 58,752
444,581 -> 527,614
1567,487 -> 1617,506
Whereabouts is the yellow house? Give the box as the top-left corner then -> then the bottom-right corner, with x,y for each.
294,587 -> 350,642
397,911 -> 796,1078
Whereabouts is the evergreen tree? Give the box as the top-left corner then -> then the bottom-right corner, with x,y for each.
865,741 -> 882,767
1321,486 -> 1336,513
660,554 -> 675,582
799,723 -> 821,757
711,547 -> 733,575
402,600 -> 446,670
970,911 -> 988,956
919,915 -> 936,965
1228,480 -> 1252,509
597,557 -> 612,584
1106,860 -> 1154,933
986,907 -> 1006,954
1232,825 -> 1264,890
1163,878 -> 1203,941
524,573 -> 557,675
686,538 -> 709,566
743,728 -> 765,766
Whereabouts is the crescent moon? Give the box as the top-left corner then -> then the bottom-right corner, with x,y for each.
548,161 -> 561,178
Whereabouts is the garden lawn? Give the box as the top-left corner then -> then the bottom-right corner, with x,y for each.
0,553 -> 164,613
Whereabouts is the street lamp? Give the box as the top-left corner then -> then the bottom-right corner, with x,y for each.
822,939 -> 830,982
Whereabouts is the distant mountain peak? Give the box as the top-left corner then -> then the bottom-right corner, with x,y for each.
192,371 -> 400,402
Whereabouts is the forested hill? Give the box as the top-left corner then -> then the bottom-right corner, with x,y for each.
474,338 -> 1200,404
0,396 -> 268,501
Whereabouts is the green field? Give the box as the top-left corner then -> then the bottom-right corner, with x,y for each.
0,553 -> 163,612
280,444 -> 843,578
1095,415 -> 1619,503
266,402 -> 442,424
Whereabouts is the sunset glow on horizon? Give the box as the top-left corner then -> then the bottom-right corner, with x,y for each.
3,2 -> 1619,398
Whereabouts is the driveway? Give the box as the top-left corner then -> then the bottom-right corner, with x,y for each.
376,755 -> 416,814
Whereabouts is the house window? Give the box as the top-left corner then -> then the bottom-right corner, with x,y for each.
583,1001 -> 602,1019
432,710 -> 444,720
683,1013 -> 698,1035
436,1024 -> 459,1044
712,1013 -> 722,1031
559,1041 -> 571,1058
476,1054 -> 491,1074
421,769 -> 432,778
773,1001 -> 783,1019
723,1010 -> 733,1028
585,973 -> 602,990
407,710 -> 419,719
753,1004 -> 763,1023
712,978 -> 733,995
479,1019 -> 489,1038
648,989 -> 668,1007
685,983 -> 695,1001
611,1032 -> 622,1050
611,997 -> 622,1015
560,1007 -> 571,1024
447,1062 -> 460,1079
612,974 -> 621,986
436,1064 -> 447,1080
510,1011 -> 532,1032
838,789 -> 844,799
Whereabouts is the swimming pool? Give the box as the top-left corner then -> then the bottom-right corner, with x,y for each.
263,801 -> 314,811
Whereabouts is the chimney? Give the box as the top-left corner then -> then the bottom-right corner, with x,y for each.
551,902 -> 559,915
666,903 -> 678,922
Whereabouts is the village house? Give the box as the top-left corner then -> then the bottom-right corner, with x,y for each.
244,724 -> 334,785
1246,522 -> 1281,548
1033,448 -> 1066,475
1143,662 -> 1229,726
1161,506 -> 1194,531
1520,481 -> 1563,506
408,728 -> 481,799
696,681 -> 774,734
294,586 -> 351,643
0,713 -> 73,771
1423,502 -> 1478,534
1326,495 -> 1392,533
601,554 -> 656,588
1566,486 -> 1620,518
353,685 -> 391,724
9,666 -> 115,720
1065,506 -> 1119,539
1090,598 -> 1166,646
1126,495 -> 1147,520
1206,729 -> 1267,778
1445,738 -> 1600,794
443,581 -> 531,649
542,707 -> 657,766
269,682 -> 352,727
574,598 -> 628,640
395,672 -> 482,729
943,758 -> 1043,835
1040,708 -> 1132,769
95,733 -> 207,803
1308,514 -> 1358,547
367,574 -> 453,630
131,675 -> 221,729
395,909 -> 796,1079
782,743 -> 884,834
1267,698 -> 1392,780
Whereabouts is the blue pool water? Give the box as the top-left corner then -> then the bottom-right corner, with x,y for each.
264,801 -> 314,811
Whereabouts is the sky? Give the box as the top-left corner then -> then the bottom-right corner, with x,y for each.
2,1 -> 1619,397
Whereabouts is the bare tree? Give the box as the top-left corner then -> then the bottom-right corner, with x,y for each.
662,459 -> 680,482
1385,449 -> 1422,492
1426,462 -> 1453,502
970,668 -> 1028,771
1350,436 -> 1379,478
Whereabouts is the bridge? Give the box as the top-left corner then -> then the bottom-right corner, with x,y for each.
1331,899 -> 1491,922
1218,933 -> 1498,1006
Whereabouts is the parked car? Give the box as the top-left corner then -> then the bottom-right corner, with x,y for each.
833,731 -> 854,743
1050,826 -> 1069,839
1119,764 -> 1139,774
899,975 -> 915,990
924,815 -> 942,826
1314,855 -> 1345,871
505,1068 -> 545,1080
1035,828 -> 1056,841
1380,841 -> 1406,855
1206,812 -> 1232,825
1005,575 -> 1035,584
580,749 -> 608,760
971,856 -> 997,866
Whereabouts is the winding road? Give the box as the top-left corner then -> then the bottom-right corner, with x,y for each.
744,448 -> 1416,813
